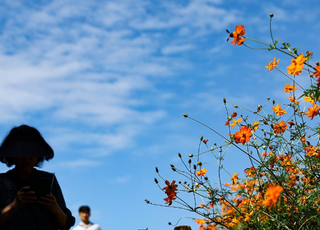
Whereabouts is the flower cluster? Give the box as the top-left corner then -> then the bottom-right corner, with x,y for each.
148,15 -> 320,230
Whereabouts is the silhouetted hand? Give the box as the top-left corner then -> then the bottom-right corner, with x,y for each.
14,186 -> 37,208
37,194 -> 61,213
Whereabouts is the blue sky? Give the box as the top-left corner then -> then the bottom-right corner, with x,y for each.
0,0 -> 319,229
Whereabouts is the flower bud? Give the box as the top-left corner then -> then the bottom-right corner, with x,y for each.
233,105 -> 238,108
223,98 -> 227,103
270,13 -> 274,17
183,113 -> 188,118
155,167 -> 159,173
178,152 -> 182,158
188,154 -> 193,157
200,136 -> 203,141
154,178 -> 158,184
145,199 -> 150,204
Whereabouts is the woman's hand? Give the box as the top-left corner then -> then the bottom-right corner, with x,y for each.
0,186 -> 37,226
37,194 -> 60,213
37,194 -> 67,229
13,186 -> 37,208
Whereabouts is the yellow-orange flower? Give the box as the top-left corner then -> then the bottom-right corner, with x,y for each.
262,185 -> 283,207
305,103 -> 320,120
272,104 -> 287,116
230,117 -> 242,128
230,25 -> 245,46
287,53 -> 307,75
304,96 -> 315,104
265,57 -> 279,72
196,168 -> 208,177
234,126 -> 252,145
231,172 -> 239,185
283,84 -> 298,93
273,120 -> 287,134
252,121 -> 259,132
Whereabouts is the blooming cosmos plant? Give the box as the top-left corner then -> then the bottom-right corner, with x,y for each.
147,14 -> 320,229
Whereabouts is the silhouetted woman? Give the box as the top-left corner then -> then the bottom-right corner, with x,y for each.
0,125 -> 75,229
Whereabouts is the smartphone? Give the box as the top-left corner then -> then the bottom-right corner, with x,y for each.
30,173 -> 55,199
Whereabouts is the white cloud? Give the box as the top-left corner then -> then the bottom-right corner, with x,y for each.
58,158 -> 102,169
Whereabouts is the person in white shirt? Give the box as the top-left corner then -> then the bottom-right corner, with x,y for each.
72,205 -> 101,230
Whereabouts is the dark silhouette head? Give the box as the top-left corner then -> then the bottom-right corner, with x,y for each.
0,124 -> 54,167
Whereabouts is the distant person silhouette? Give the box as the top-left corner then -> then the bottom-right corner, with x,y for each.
73,205 -> 101,230
0,124 -> 75,229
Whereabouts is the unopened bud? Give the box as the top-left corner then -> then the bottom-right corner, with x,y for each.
145,199 -> 150,204
188,154 -> 193,157
155,167 -> 159,173
178,152 -> 182,158
183,113 -> 188,118
270,13 -> 274,17
154,178 -> 158,184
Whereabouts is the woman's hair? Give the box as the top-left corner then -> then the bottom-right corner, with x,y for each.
0,125 -> 54,167
2,157 -> 45,167
174,226 -> 192,230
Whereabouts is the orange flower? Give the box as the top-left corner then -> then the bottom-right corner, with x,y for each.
272,104 -> 287,116
234,126 -> 252,145
287,53 -> 307,75
273,120 -> 287,134
265,57 -> 279,72
288,95 -> 299,104
163,180 -> 178,195
305,103 -> 320,120
262,185 -> 283,207
230,117 -> 242,128
163,180 -> 178,205
231,172 -> 239,185
300,136 -> 306,143
283,84 -> 298,93
313,65 -> 320,78
196,168 -> 208,177
230,25 -> 245,46
202,139 -> 208,144
164,195 -> 176,205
